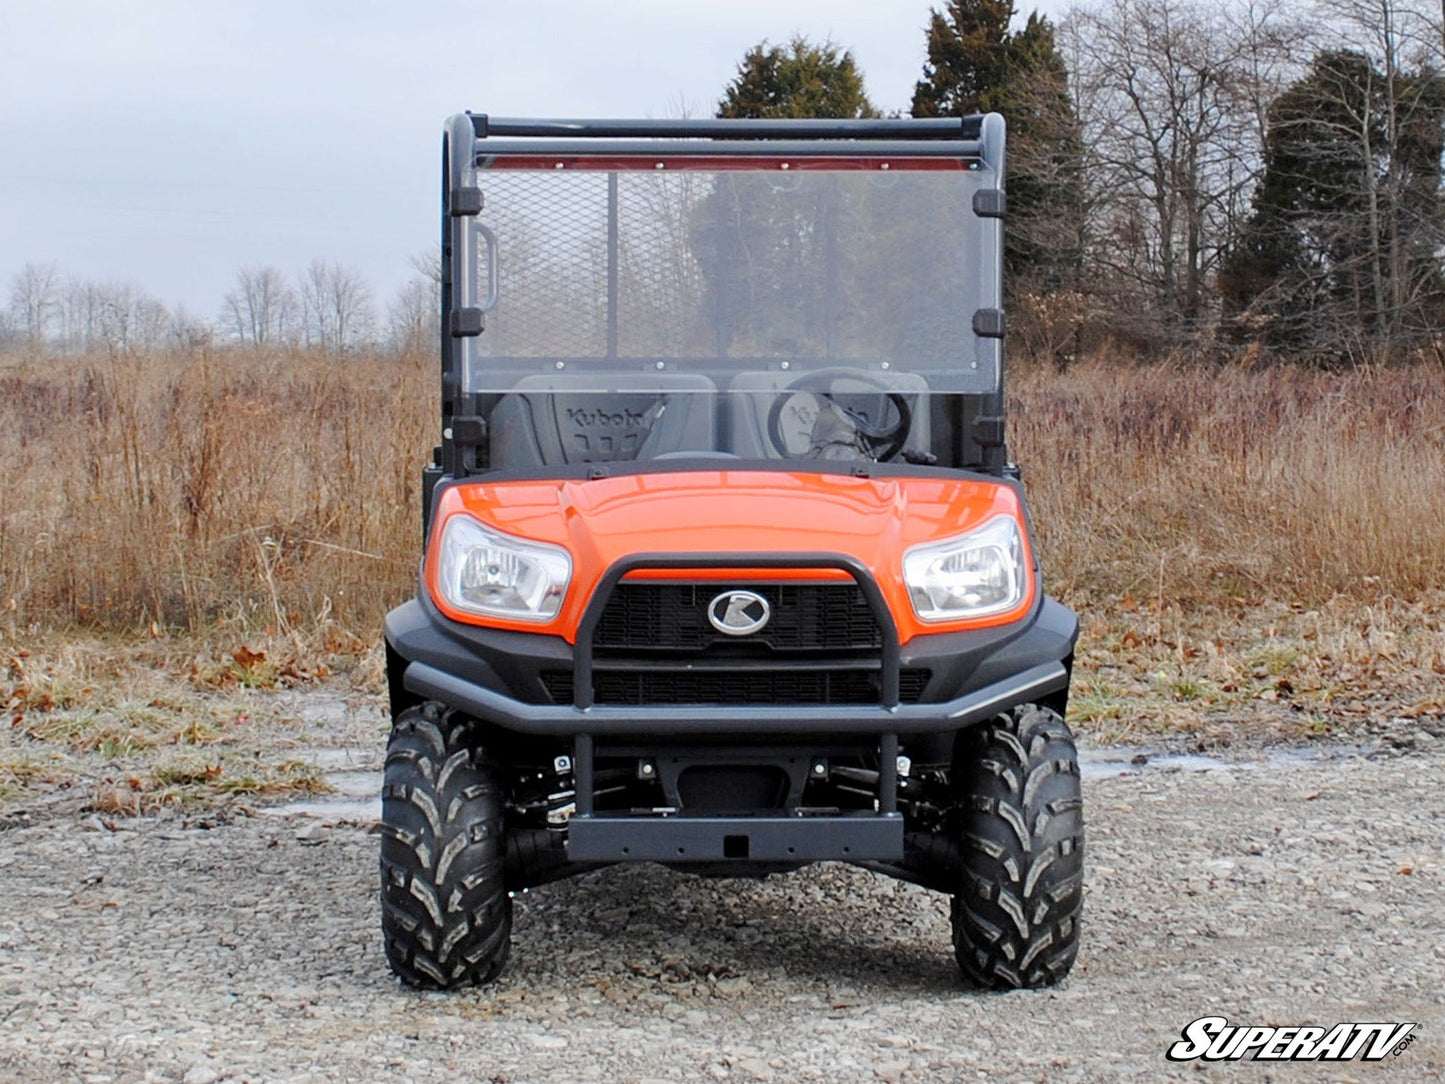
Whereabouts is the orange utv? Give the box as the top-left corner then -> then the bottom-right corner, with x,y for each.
381,113 -> 1083,990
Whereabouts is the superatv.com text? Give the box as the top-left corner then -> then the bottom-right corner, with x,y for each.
1166,1016 -> 1417,1062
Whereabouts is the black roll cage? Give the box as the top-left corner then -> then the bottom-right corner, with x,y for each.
434,111 -> 1009,493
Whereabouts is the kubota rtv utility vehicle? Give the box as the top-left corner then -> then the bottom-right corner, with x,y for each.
381,112 -> 1083,990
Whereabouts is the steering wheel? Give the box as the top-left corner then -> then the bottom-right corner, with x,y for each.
765,368 -> 914,463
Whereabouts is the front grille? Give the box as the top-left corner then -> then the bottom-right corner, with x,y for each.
594,668 -> 878,705
540,670 -> 575,704
540,668 -> 932,706
898,668 -> 931,702
557,574 -> 927,708
593,582 -> 881,652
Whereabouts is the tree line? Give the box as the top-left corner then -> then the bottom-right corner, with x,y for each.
722,0 -> 1445,365
1,256 -> 440,357
5,0 -> 1442,366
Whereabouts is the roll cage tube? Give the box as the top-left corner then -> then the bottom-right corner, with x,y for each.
432,112 -> 1008,496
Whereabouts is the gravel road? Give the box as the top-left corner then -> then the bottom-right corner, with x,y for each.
2,734 -> 1442,1084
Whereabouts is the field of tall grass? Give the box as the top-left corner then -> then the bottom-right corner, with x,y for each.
1015,358 -> 1445,604
0,347 -> 431,639
1,345 -> 1442,783
3,346 -> 1442,633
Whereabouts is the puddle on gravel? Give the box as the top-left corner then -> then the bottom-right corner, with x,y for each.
264,771 -> 382,822
302,747 -> 376,772
1079,748 -> 1231,780
1079,743 -> 1361,781
263,745 -> 382,822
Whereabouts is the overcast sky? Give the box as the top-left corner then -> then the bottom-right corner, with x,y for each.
0,0 -> 1066,321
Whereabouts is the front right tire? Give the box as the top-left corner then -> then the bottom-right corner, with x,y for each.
380,703 -> 512,988
949,704 -> 1084,989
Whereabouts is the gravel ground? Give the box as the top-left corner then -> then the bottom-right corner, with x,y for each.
1,736 -> 1442,1084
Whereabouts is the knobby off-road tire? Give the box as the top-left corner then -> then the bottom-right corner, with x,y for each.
380,703 -> 512,989
950,704 -> 1084,990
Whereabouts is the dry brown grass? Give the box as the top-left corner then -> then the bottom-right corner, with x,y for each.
5,346 -> 1439,635
0,346 -> 432,639
1010,354 -> 1445,743
0,345 -> 1442,790
1012,356 -> 1445,606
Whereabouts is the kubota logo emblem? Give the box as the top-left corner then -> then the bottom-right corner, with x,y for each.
707,590 -> 771,636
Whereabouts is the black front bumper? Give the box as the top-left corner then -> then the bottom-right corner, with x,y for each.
399,653 -> 1070,736
384,554 -> 1076,869
383,551 -> 1078,738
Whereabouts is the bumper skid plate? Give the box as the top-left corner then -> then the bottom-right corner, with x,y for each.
567,812 -> 904,862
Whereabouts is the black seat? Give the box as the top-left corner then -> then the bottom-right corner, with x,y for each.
489,373 -> 718,468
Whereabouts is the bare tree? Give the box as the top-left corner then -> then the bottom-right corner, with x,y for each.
1312,0 -> 1445,348
220,266 -> 296,346
1064,0 -> 1304,339
387,275 -> 439,356
169,304 -> 214,352
409,250 -> 442,287
59,276 -> 103,353
8,262 -> 60,349
1218,1 -> 1445,358
299,260 -> 375,354
385,251 -> 442,355
93,281 -> 170,352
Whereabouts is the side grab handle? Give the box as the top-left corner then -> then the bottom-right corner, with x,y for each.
476,223 -> 499,312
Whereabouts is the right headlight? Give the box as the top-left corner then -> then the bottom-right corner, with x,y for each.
434,514 -> 571,622
902,514 -> 1027,621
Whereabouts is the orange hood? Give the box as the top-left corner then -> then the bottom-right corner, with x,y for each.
425,470 -> 1034,644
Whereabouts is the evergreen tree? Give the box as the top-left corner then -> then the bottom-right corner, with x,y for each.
698,37 -> 878,356
718,37 -> 877,120
912,0 -> 1016,116
911,3 -> 1084,292
1221,50 -> 1445,356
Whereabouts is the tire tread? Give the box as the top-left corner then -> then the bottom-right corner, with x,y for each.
950,704 -> 1084,990
380,703 -> 511,989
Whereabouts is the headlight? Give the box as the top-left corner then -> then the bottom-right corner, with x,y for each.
903,515 -> 1027,621
435,515 -> 571,621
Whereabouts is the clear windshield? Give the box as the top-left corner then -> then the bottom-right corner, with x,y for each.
456,161 -> 1001,467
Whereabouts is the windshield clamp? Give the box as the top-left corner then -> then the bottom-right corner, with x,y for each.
972,309 -> 1006,339
973,189 -> 1006,219
449,308 -> 484,337
451,416 -> 487,447
972,415 -> 1006,448
450,186 -> 483,216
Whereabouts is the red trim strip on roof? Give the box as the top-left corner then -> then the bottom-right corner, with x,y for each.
478,155 -> 969,172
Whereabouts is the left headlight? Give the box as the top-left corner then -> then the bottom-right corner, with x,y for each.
435,515 -> 572,622
903,514 -> 1028,622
